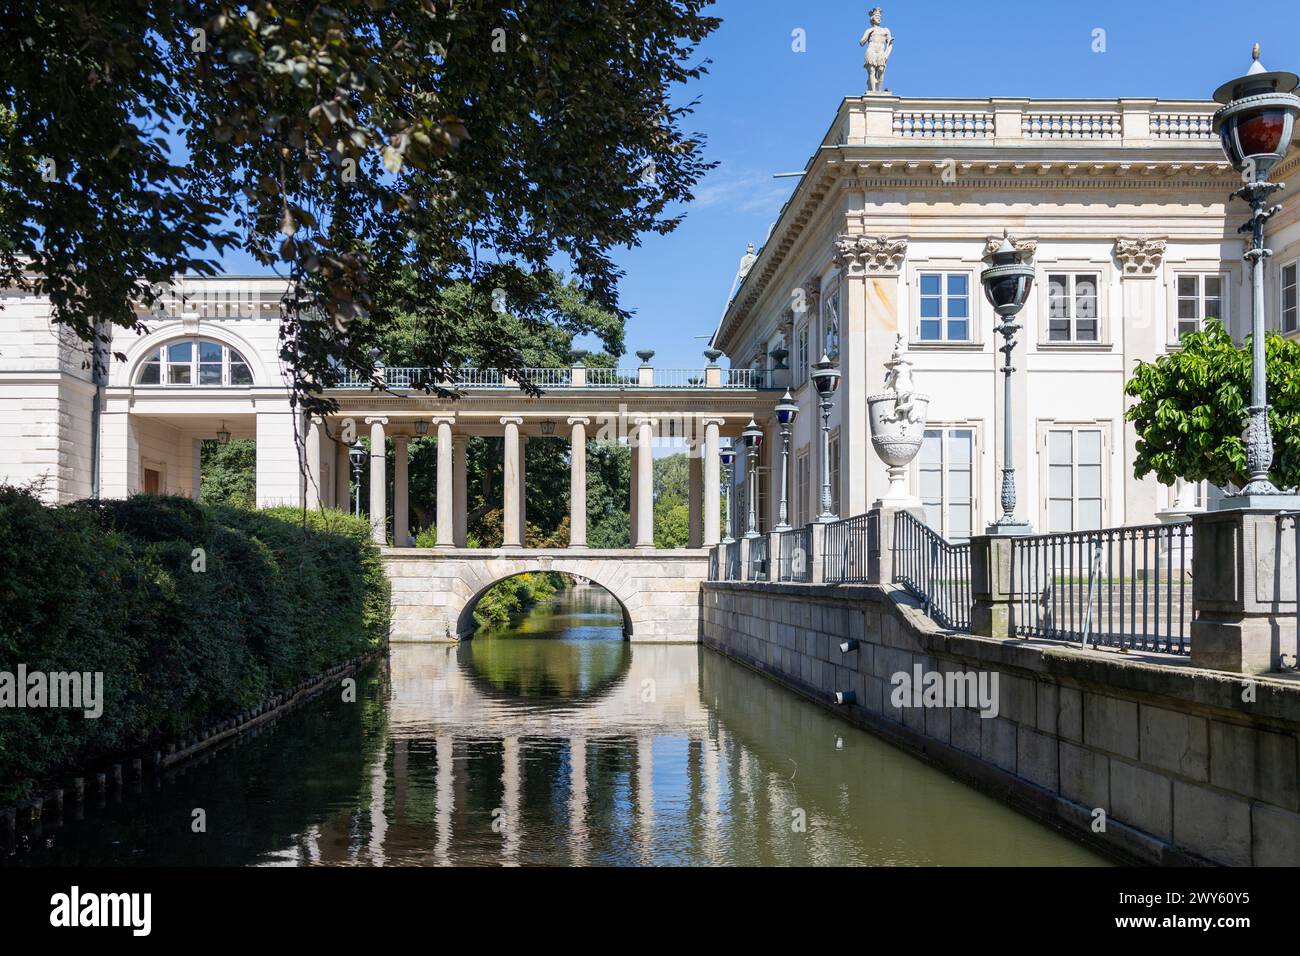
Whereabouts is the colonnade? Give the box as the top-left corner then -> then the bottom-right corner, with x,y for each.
304,413 -> 730,550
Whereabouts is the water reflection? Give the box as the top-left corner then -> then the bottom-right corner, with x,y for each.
6,585 -> 1108,867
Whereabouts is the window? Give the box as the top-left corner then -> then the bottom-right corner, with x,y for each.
1046,274 -> 1099,343
795,446 -> 811,526
1175,274 -> 1225,339
137,338 -> 254,386
1283,262 -> 1297,334
918,272 -> 970,342
823,288 -> 841,360
795,323 -> 810,387
1045,427 -> 1105,532
828,428 -> 841,517
919,427 -> 976,540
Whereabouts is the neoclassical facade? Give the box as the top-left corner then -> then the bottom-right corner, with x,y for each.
716,94 -> 1300,540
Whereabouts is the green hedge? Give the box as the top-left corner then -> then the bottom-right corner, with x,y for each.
0,489 -> 390,802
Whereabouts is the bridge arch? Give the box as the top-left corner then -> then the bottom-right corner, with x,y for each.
383,547 -> 709,644
457,569 -> 634,640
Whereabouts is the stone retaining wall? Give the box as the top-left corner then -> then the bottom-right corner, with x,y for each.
702,580 -> 1300,866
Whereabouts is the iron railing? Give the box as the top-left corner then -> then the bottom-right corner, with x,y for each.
822,514 -> 870,584
776,527 -> 811,582
891,511 -> 972,631
1011,523 -> 1193,654
749,535 -> 769,581
708,548 -> 719,581
724,541 -> 741,581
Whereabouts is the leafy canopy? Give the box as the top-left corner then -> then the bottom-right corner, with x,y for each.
1124,320 -> 1300,490
0,1 -> 719,413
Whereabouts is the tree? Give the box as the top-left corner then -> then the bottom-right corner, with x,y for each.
1124,321 -> 1300,490
199,438 -> 256,508
0,1 -> 718,412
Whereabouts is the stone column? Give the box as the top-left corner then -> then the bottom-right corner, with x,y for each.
835,233 -> 907,516
305,415 -> 323,509
1190,508 -> 1299,674
518,435 -> 529,539
703,418 -> 722,546
365,417 -> 388,544
634,417 -> 655,548
452,435 -> 468,547
629,439 -> 640,538
392,434 -> 410,546
568,417 -> 590,548
435,418 -> 455,547
970,534 -> 1018,638
1116,238 -> 1167,526
500,417 -> 523,547
688,440 -> 703,548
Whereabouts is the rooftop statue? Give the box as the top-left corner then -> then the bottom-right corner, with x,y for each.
860,7 -> 894,94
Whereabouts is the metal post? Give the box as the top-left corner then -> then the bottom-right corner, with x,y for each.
818,397 -> 835,521
776,420 -> 792,532
744,440 -> 759,539
722,457 -> 735,545
1239,178 -> 1282,495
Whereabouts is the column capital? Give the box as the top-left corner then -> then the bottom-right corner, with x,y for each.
834,234 -> 907,276
1113,237 -> 1167,276
430,414 -> 457,426
632,415 -> 658,427
701,416 -> 726,428
499,416 -> 524,426
364,416 -> 389,426
566,416 -> 591,426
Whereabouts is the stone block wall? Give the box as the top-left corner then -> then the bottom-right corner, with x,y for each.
702,580 -> 1300,866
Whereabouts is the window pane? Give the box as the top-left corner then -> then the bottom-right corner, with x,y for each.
1048,275 -> 1069,318
168,362 -> 191,384
920,319 -> 942,341
1078,499 -> 1103,531
1205,297 -> 1222,321
1048,499 -> 1073,532
1078,463 -> 1102,498
1047,430 -> 1073,465
1075,320 -> 1098,341
167,342 -> 192,363
138,362 -> 160,385
198,341 -> 222,362
920,468 -> 943,500
947,274 -> 968,296
1204,276 -> 1221,298
230,360 -> 253,385
920,296 -> 942,318
1177,298 -> 1198,319
949,504 -> 971,539
947,295 -> 968,319
921,431 -> 942,465
1048,464 -> 1073,497
948,430 -> 973,464
920,274 -> 941,296
198,362 -> 222,385
1177,276 -> 1199,297
1078,429 -> 1102,464
1074,276 -> 1097,318
947,319 -> 968,341
1048,318 -> 1072,342
948,467 -> 971,500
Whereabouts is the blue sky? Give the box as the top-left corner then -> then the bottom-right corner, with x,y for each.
214,0 -> 1300,368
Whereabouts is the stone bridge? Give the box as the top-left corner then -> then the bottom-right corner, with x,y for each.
383,547 -> 711,642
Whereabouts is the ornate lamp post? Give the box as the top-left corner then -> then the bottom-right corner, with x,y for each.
721,444 -> 736,544
811,355 -> 841,522
742,418 -> 764,538
1212,45 -> 1300,504
774,390 -> 799,531
980,233 -> 1036,534
348,440 -> 367,517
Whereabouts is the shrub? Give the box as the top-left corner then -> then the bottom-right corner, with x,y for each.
0,489 -> 390,801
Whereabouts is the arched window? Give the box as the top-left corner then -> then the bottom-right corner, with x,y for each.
135,339 -> 254,386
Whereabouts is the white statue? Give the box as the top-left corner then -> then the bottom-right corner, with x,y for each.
859,8 -> 894,94
737,242 -> 757,279
884,334 -> 921,424
868,333 -> 929,507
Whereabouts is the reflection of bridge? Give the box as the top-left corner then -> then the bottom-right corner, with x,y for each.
384,547 -> 709,642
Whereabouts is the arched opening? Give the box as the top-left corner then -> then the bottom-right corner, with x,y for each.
457,572 -> 633,703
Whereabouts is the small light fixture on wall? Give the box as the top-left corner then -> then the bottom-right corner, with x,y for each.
216,421 -> 231,445
414,420 -> 430,437
540,419 -> 556,436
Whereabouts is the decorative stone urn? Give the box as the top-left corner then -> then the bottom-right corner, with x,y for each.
867,334 -> 929,506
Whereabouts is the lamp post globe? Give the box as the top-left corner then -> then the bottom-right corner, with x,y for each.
720,445 -> 736,545
1212,45 -> 1300,502
774,390 -> 799,531
348,440 -> 367,517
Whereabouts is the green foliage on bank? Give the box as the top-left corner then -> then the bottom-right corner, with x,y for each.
0,489 -> 390,802
472,572 -> 569,631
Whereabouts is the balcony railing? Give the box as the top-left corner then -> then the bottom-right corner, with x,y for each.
333,366 -> 772,390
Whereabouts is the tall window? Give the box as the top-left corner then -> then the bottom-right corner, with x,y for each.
918,272 -> 970,342
137,338 -> 254,386
1176,274 -> 1225,338
795,446 -> 811,526
1283,262 -> 1297,334
795,323 -> 810,387
828,428 -> 841,517
919,427 -> 976,540
1046,427 -> 1105,532
1047,274 -> 1099,342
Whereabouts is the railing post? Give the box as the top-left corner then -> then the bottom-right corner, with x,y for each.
808,522 -> 827,584
767,530 -> 781,582
571,363 -> 587,387
970,534 -> 1019,638
1190,508 -> 1299,674
867,505 -> 925,585
737,537 -> 752,582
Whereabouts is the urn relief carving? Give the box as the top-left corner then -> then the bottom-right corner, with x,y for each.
867,334 -> 930,506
